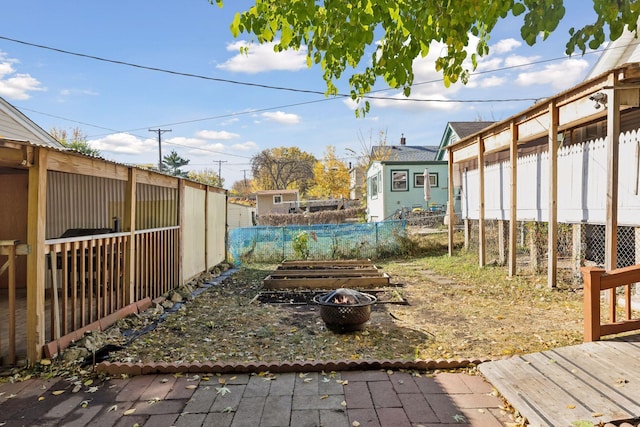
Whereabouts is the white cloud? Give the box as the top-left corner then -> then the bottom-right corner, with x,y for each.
90,133 -> 156,155
516,58 -> 590,90
195,130 -> 240,140
505,54 -> 540,68
478,75 -> 506,88
217,40 -> 308,73
492,38 -> 522,54
231,141 -> 258,151
0,51 -> 45,100
261,111 -> 301,124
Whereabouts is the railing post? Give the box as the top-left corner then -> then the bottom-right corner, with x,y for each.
581,266 -> 605,342
124,168 -> 136,305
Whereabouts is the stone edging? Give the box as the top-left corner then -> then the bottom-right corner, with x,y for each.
96,358 -> 491,376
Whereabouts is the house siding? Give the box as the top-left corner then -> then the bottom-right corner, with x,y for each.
367,161 -> 448,221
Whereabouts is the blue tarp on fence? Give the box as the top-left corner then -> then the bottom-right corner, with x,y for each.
227,220 -> 407,265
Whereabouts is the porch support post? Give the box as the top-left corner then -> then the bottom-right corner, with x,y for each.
178,179 -> 185,286
477,136 -> 486,267
605,74 -> 621,273
508,122 -> 518,276
447,148 -> 455,256
548,100 -> 559,288
26,147 -> 47,364
123,168 -> 136,305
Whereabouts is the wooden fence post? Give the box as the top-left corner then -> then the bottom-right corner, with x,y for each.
581,266 -> 605,342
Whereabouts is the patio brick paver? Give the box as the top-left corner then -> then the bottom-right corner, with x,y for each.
0,369 -> 510,426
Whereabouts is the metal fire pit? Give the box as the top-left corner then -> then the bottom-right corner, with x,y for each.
312,288 -> 377,332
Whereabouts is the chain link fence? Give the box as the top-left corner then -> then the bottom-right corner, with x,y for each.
227,220 -> 408,265
465,219 -> 640,285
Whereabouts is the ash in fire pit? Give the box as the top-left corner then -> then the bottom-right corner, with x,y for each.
313,288 -> 377,332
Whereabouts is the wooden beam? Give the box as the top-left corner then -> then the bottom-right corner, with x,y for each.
447,148 -> 455,256
26,147 -> 48,364
508,122 -> 518,277
123,168 -> 137,305
478,136 -> 486,267
548,100 -> 559,288
605,74 -> 621,272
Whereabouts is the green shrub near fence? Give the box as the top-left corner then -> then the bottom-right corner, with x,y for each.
227,220 -> 407,265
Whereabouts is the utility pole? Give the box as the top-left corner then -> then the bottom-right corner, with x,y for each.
213,160 -> 227,185
149,129 -> 171,171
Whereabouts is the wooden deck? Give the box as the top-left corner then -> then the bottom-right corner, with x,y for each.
479,334 -> 640,427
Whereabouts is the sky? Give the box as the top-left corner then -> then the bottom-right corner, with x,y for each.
0,1 -> 606,188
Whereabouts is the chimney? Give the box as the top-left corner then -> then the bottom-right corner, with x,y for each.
400,134 -> 406,145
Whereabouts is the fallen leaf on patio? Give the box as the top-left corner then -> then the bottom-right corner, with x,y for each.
218,378 -> 226,384
303,378 -> 313,383
147,397 -> 160,405
477,408 -> 485,414
160,378 -> 169,383
216,386 -> 231,396
337,380 -> 348,385
566,404 -> 576,409
591,412 -> 603,417
187,375 -> 200,381
38,396 -> 45,401
123,408 -> 136,415
87,386 -> 98,393
321,377 -> 330,383
80,400 -> 89,408
185,385 -> 197,390
230,376 -> 237,381
615,378 -> 628,385
84,379 -> 93,386
222,406 -> 235,413
453,414 -> 467,422
107,405 -> 118,412
298,373 -> 308,378
72,384 -> 82,393
320,394 -> 329,399
52,390 -> 65,396
173,373 -> 183,378
7,394 -> 16,399
352,422 -> 360,427
341,400 -> 347,407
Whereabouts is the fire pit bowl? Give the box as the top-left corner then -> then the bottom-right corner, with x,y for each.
312,288 -> 377,332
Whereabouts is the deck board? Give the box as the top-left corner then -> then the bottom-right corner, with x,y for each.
479,336 -> 640,427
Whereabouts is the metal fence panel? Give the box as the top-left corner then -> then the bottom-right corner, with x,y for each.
227,220 -> 407,265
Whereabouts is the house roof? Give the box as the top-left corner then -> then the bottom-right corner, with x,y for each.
372,145 -> 440,162
586,20 -> 640,80
0,96 -> 65,148
448,121 -> 495,139
254,189 -> 299,195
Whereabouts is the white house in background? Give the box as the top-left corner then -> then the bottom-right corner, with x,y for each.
366,136 -> 447,222
254,189 -> 300,217
227,201 -> 256,229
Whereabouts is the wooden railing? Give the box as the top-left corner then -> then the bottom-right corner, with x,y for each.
45,233 -> 130,342
134,227 -> 179,301
43,226 -> 180,344
0,240 -> 28,365
581,265 -> 640,342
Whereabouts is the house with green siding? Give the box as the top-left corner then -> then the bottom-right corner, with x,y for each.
365,138 -> 447,222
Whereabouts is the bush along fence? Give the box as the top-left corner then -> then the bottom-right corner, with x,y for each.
227,220 -> 407,264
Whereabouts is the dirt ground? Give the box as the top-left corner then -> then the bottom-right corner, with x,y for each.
108,253 -> 585,365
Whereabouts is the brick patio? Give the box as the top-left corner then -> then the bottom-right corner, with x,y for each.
0,370 -> 511,426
